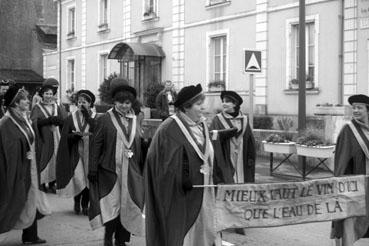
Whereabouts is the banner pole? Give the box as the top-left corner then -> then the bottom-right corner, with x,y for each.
193,184 -> 219,188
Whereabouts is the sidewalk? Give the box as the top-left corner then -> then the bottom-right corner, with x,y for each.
255,155 -> 334,183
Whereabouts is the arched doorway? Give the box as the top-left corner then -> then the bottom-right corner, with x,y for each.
108,42 -> 165,103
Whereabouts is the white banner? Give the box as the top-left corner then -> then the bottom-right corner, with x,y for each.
215,175 -> 367,231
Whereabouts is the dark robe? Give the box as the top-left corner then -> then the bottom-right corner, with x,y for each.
56,111 -> 100,195
0,111 -> 49,233
331,120 -> 369,245
89,108 -> 145,233
0,95 -> 5,118
210,112 -> 256,184
145,115 -> 218,246
30,103 -> 64,184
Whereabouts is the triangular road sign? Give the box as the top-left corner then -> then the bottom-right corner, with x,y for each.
246,53 -> 261,71
245,50 -> 262,73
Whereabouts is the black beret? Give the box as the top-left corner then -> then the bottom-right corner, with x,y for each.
4,84 -> 21,107
220,91 -> 243,106
348,94 -> 369,105
109,78 -> 137,98
77,89 -> 96,104
112,84 -> 137,99
43,78 -> 59,87
174,84 -> 203,107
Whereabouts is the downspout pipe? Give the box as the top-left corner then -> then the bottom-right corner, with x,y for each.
338,0 -> 344,104
58,0 -> 62,102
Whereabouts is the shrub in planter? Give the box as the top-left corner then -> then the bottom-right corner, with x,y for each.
295,129 -> 328,146
276,116 -> 295,140
265,133 -> 290,143
98,73 -> 119,104
295,127 -> 333,146
253,116 -> 273,129
263,134 -> 296,154
143,82 -> 164,109
294,129 -> 335,158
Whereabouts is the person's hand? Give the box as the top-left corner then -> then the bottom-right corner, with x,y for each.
48,116 -> 57,125
26,151 -> 34,160
182,178 -> 193,193
55,116 -> 64,126
228,127 -> 238,134
88,171 -> 98,183
49,116 -> 63,126
213,127 -> 238,140
70,131 -> 83,142
81,105 -> 90,120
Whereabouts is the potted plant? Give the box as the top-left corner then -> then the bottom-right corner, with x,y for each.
143,7 -> 156,19
208,80 -> 225,92
263,133 -> 296,154
289,76 -> 315,90
295,130 -> 335,158
143,82 -> 164,119
306,75 -> 314,89
289,79 -> 299,90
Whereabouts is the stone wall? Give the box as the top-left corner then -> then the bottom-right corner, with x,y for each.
0,0 -> 57,74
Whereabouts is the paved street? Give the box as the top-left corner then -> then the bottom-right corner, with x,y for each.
1,157 -> 368,246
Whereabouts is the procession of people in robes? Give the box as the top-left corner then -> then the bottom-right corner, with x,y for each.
1,76 -> 369,246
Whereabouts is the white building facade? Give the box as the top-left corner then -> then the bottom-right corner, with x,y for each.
44,0 -> 369,115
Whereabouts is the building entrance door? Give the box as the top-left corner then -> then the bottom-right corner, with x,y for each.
108,42 -> 165,104
120,56 -> 162,103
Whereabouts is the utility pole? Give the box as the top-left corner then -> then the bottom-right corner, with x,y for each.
298,0 -> 307,179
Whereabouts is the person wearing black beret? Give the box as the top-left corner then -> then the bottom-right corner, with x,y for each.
89,79 -> 145,246
110,77 -> 145,129
145,83 -> 225,246
210,90 -> 256,184
331,94 -> 369,246
210,90 -> 256,235
0,85 -> 51,244
30,79 -> 66,193
55,89 -> 100,216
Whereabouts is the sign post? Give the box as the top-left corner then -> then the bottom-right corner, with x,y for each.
298,0 -> 307,179
244,49 -> 262,129
249,74 -> 254,129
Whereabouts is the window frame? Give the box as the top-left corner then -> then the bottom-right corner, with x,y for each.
67,5 -> 76,38
66,57 -> 76,92
98,51 -> 110,86
285,15 -> 319,89
97,0 -> 110,30
142,0 -> 159,20
206,29 -> 229,91
206,0 -> 231,8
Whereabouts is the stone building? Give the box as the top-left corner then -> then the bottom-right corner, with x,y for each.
0,0 -> 57,93
43,0 -> 368,116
